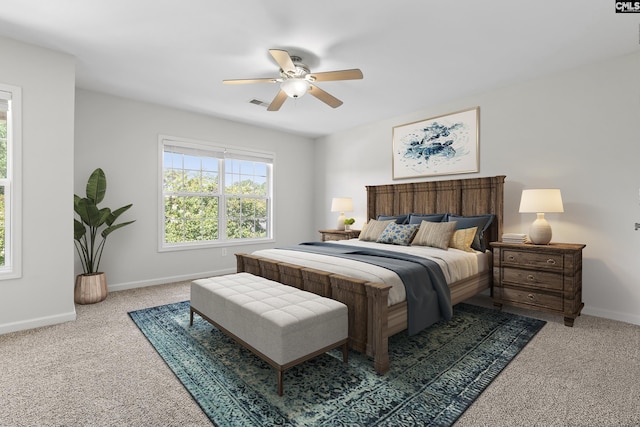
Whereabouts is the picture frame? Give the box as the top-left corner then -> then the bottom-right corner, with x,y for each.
392,107 -> 479,179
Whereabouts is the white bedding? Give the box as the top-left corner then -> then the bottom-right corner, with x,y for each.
252,239 -> 490,306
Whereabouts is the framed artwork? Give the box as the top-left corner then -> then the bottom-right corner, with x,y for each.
392,107 -> 479,179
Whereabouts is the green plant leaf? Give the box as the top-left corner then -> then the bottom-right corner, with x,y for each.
76,198 -> 109,227
97,207 -> 111,227
73,219 -> 86,241
106,204 -> 133,226
86,168 -> 106,204
101,220 -> 135,239
74,198 -> 94,225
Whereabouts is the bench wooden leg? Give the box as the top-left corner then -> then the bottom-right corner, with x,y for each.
189,308 -> 194,326
277,369 -> 284,396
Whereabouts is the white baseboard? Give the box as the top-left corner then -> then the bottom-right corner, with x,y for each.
582,306 -> 640,326
0,310 -> 77,335
107,267 -> 237,292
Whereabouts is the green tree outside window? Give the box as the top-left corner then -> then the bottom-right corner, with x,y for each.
162,147 -> 271,245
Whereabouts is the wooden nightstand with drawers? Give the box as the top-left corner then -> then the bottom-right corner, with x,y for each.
490,241 -> 586,327
318,229 -> 360,241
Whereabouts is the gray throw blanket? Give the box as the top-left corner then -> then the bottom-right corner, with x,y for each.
282,242 -> 452,335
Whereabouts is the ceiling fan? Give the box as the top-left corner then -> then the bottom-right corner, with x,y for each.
223,49 -> 363,111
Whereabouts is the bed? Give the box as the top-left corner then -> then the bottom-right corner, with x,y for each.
235,175 -> 505,374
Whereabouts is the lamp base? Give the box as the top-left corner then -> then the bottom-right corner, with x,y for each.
336,213 -> 346,231
529,213 -> 552,245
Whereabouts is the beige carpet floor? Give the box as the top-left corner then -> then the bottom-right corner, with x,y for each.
1,280 -> 638,427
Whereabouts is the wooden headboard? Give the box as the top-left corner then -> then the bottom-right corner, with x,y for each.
366,175 -> 505,246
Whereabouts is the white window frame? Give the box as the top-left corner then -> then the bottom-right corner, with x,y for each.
158,135 -> 274,252
0,84 -> 22,279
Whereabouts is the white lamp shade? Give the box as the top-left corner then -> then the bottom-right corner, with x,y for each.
519,189 -> 563,244
331,197 -> 353,213
281,78 -> 310,98
519,189 -> 564,213
331,197 -> 353,230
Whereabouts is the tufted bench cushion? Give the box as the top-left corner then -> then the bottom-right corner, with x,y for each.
190,272 -> 348,395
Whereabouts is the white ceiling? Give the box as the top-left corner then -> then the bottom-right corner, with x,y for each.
1,1 -> 638,138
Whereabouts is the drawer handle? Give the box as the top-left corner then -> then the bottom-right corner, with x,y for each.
507,255 -> 515,261
546,259 -> 556,265
527,274 -> 535,281
527,293 -> 535,301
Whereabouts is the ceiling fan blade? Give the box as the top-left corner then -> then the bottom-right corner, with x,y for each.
309,69 -> 363,82
308,84 -> 343,108
223,77 -> 279,85
269,49 -> 296,74
267,90 -> 288,111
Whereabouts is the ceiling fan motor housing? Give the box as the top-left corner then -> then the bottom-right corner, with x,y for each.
282,58 -> 310,79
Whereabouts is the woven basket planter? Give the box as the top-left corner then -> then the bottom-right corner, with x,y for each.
74,272 -> 108,304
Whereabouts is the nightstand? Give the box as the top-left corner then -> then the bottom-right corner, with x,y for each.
490,241 -> 586,327
318,229 -> 360,241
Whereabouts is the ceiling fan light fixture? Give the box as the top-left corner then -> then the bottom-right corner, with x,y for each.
281,78 -> 310,98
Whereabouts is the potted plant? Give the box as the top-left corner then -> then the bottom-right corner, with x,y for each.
73,168 -> 135,304
344,217 -> 355,231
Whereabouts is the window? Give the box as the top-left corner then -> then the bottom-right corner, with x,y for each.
159,136 -> 273,250
0,84 -> 22,279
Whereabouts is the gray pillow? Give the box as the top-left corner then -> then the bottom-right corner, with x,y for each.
377,214 -> 409,224
408,213 -> 446,224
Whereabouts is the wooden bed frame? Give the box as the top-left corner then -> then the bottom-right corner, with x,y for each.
236,175 -> 505,374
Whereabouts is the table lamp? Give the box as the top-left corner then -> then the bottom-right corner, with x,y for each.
519,189 -> 564,245
331,197 -> 353,230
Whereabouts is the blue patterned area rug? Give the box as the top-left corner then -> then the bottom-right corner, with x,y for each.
129,301 -> 545,426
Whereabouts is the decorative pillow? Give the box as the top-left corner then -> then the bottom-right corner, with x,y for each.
376,223 -> 419,246
411,220 -> 457,250
449,227 -> 478,252
359,219 -> 395,241
377,214 -> 409,224
447,214 -> 495,252
408,213 -> 446,224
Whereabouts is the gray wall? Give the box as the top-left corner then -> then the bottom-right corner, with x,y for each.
0,37 -> 76,333
315,51 -> 640,325
74,90 -> 315,290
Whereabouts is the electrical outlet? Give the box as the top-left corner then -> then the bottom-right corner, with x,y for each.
221,248 -> 227,256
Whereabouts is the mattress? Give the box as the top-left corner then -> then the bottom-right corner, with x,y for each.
252,239 -> 490,306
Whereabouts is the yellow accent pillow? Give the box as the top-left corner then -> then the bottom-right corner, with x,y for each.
449,227 -> 478,252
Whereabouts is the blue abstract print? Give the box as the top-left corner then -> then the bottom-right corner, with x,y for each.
393,108 -> 478,179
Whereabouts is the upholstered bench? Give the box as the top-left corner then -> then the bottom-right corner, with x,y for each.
190,272 -> 348,395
